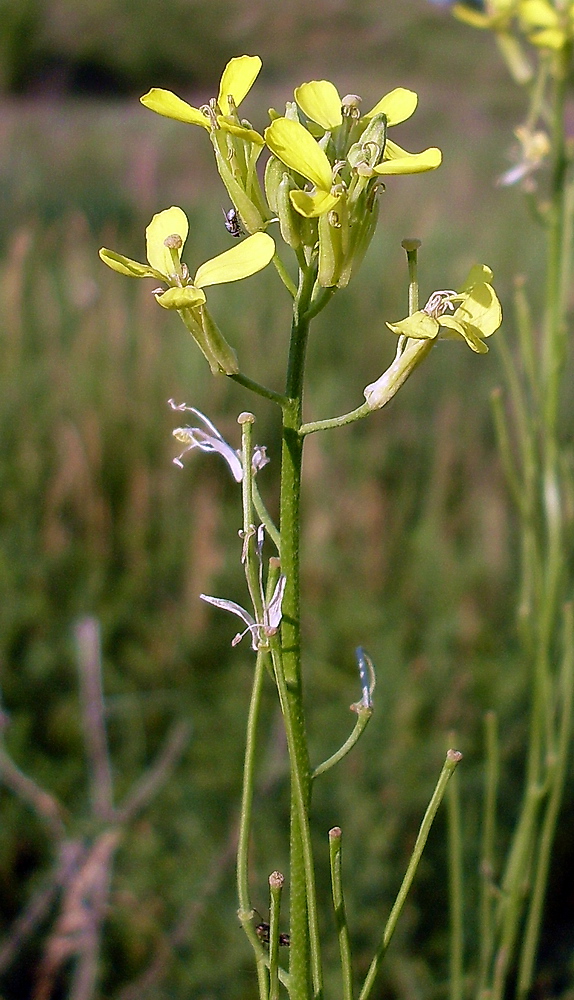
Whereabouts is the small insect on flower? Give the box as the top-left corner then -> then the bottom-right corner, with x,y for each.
223,207 -> 244,237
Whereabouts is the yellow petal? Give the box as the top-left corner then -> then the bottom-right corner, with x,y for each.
452,5 -> 492,27
374,139 -> 442,175
294,81 -> 343,130
217,119 -> 265,145
290,188 -> 341,218
265,118 -> 333,190
217,55 -> 262,114
440,316 -> 489,353
454,283 -> 502,338
140,89 -> 210,128
528,27 -> 567,48
458,264 -> 494,291
519,0 -> 560,28
194,232 -> 275,287
386,311 -> 440,339
365,88 -> 418,126
155,286 -> 206,309
146,207 -> 189,275
99,248 -> 158,278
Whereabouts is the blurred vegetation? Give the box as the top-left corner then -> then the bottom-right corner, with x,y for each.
0,1 -> 573,998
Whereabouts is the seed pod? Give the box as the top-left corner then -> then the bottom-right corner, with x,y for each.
337,193 -> 379,288
264,155 -> 284,215
318,206 -> 346,287
276,173 -> 302,249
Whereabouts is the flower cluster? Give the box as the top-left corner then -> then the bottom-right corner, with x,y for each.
100,56 -> 443,370
453,0 -> 574,52
139,56 -> 442,289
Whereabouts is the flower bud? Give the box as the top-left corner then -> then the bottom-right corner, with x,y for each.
347,113 -> 387,171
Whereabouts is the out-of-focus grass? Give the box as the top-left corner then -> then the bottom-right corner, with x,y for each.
0,14 -> 570,998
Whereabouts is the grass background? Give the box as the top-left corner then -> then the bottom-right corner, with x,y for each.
1,1 -> 572,997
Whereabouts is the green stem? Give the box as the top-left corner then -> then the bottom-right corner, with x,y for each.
269,871 -> 286,1000
237,649 -> 273,1000
230,371 -> 287,407
253,480 -> 281,554
311,708 -> 372,779
278,261 -> 321,1000
447,753 -> 464,1000
358,750 -> 463,1000
517,603 -> 574,998
273,252 -> 298,298
299,401 -> 372,437
329,827 -> 354,1000
270,641 -> 323,1000
477,712 -> 498,999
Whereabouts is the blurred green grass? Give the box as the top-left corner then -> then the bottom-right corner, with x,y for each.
1,5 -> 572,998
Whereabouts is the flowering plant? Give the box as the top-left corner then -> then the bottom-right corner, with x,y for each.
100,55 -> 501,1000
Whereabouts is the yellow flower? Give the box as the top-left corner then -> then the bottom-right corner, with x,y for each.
99,207 -> 275,373
386,265 -> 502,353
364,265 -> 502,411
140,55 -> 264,144
265,81 -> 441,219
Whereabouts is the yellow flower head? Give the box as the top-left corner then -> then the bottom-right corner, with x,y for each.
99,207 -> 275,373
140,56 -> 264,144
386,264 -> 502,353
265,80 -> 441,218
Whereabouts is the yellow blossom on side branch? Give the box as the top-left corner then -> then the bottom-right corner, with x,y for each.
364,265 -> 502,410
99,207 -> 275,374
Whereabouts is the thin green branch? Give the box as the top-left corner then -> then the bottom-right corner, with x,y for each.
478,712 -> 499,999
237,649 -> 270,1000
311,708 -> 372,780
269,871 -> 286,1000
447,753 -> 464,1000
329,827 -> 354,1000
273,253 -> 298,298
358,750 -> 463,1000
300,401 -> 372,437
517,603 -> 574,998
230,371 -> 288,407
253,480 -> 281,554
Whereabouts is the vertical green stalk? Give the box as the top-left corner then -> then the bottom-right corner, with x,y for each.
447,752 -> 464,1000
279,261 -> 320,1000
358,750 -> 463,1000
329,827 -> 354,1000
477,712 -> 498,999
269,871 -> 286,1000
237,648 -> 272,1000
517,604 -> 574,998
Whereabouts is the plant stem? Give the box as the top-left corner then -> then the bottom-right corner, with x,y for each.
447,753 -> 464,1000
329,827 -> 354,1000
269,871 -> 286,1000
517,603 -> 574,998
477,712 -> 498,999
278,261 -> 321,1000
358,750 -> 463,1000
237,649 -> 272,1000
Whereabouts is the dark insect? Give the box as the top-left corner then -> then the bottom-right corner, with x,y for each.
223,207 -> 244,238
255,921 -> 290,947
